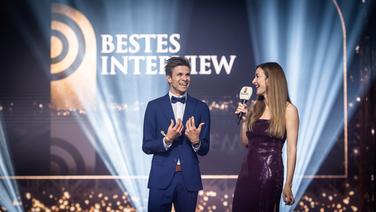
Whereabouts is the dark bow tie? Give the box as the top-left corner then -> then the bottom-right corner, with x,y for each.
171,96 -> 186,104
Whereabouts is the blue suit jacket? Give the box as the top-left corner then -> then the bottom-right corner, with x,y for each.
142,94 -> 210,191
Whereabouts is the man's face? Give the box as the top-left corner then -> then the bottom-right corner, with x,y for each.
167,65 -> 191,96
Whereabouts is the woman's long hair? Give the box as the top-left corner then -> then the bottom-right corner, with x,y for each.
246,62 -> 291,138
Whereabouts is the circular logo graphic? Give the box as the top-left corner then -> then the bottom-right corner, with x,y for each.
51,4 -> 88,81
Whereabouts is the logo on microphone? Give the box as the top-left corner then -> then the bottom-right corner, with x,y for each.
239,86 -> 253,101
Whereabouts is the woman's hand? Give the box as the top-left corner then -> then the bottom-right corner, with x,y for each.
235,102 -> 248,120
283,185 -> 295,205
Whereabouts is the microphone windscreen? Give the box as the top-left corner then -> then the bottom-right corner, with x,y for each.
239,86 -> 253,101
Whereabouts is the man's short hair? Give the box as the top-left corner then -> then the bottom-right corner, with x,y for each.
165,57 -> 191,76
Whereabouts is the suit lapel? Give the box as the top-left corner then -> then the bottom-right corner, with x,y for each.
183,94 -> 195,125
162,94 -> 175,122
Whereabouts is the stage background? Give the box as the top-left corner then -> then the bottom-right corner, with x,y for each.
1,0 -> 375,211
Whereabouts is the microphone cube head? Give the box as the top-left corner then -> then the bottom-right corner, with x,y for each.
239,86 -> 252,101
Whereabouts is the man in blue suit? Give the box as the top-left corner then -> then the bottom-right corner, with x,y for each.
142,57 -> 210,212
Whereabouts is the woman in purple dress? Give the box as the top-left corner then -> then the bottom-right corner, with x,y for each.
232,62 -> 299,211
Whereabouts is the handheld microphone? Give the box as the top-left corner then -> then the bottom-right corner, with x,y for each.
237,86 -> 253,125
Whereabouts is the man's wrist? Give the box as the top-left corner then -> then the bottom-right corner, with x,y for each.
164,136 -> 172,145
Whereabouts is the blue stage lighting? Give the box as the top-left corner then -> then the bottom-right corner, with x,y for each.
0,116 -> 23,211
246,0 -> 374,210
56,1 -> 185,210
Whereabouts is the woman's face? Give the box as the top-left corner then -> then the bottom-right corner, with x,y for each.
252,67 -> 268,96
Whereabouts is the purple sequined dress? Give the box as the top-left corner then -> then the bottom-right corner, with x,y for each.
232,119 -> 286,212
